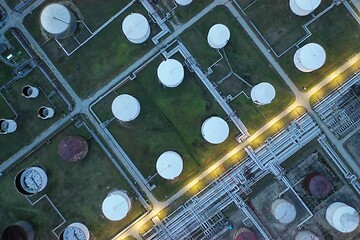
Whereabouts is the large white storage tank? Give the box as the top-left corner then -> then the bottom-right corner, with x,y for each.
201,116 -> 229,144
122,13 -> 150,44
102,190 -> 131,221
157,59 -> 184,88
175,0 -> 193,6
271,199 -> 297,224
250,82 -> 276,105
293,43 -> 326,73
326,202 -> 359,233
156,151 -> 183,180
289,0 -> 321,16
111,94 -> 141,122
207,24 -> 231,49
40,3 -> 76,39
0,119 -> 17,134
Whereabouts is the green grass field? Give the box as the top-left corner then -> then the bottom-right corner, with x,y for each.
280,4 -> 360,90
0,68 -> 68,162
180,6 -> 295,134
243,0 -> 333,53
0,121 -> 146,240
0,61 -> 14,86
92,55 -> 239,200
24,1 -> 153,98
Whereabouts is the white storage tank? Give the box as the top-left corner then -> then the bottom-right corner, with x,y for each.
271,199 -> 296,224
38,106 -> 55,120
61,222 -> 90,240
207,24 -> 231,49
122,13 -> 150,44
40,3 -> 76,39
250,82 -> 276,105
15,167 -> 48,195
326,202 -> 359,233
156,151 -> 183,180
21,85 -> 39,99
295,230 -> 319,240
289,0 -> 321,16
111,94 -> 140,122
102,190 -> 131,221
0,119 -> 17,134
175,0 -> 193,6
201,116 -> 229,144
157,59 -> 184,88
293,43 -> 326,72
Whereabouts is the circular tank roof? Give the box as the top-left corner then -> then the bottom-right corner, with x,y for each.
111,94 -> 140,121
304,173 -> 333,198
62,222 -> 90,240
58,136 -> 89,163
271,199 -> 296,224
236,231 -> 258,240
157,59 -> 185,87
295,230 -> 319,240
20,167 -> 48,193
175,0 -> 193,6
294,43 -> 326,72
41,4 -> 72,35
102,192 -> 130,221
326,202 -> 359,233
201,116 -> 229,144
156,151 -> 183,180
207,24 -> 231,49
122,13 -> 150,41
294,0 -> 321,11
250,82 -> 276,105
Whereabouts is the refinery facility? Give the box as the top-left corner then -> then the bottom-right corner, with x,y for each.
0,0 -> 360,240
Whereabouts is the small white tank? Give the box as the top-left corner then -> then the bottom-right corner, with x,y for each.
20,167 -> 48,194
271,199 -> 296,224
61,222 -> 90,240
102,190 -> 131,221
0,119 -> 17,134
289,0 -> 321,16
295,230 -> 319,240
175,0 -> 193,6
38,106 -> 55,120
207,24 -> 230,49
122,13 -> 150,44
21,85 -> 39,99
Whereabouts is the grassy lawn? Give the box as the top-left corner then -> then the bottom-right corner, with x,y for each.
24,1 -> 154,98
0,68 -> 68,163
0,30 -> 32,86
280,4 -> 360,90
244,0 -> 310,53
244,0 -> 332,53
72,0 -> 133,30
0,61 -> 14,86
0,121 -> 146,240
92,55 -> 239,200
180,6 -> 295,134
